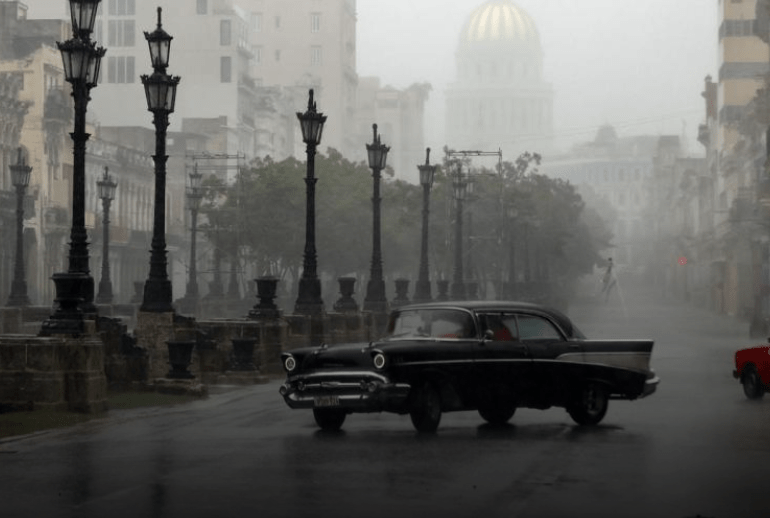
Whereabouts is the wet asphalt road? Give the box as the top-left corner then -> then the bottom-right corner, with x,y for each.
1,291 -> 769,518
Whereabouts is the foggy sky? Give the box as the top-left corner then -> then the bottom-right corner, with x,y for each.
356,0 -> 717,157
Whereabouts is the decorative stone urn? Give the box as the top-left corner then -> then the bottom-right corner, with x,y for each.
333,277 -> 359,313
249,277 -> 281,319
166,340 -> 195,379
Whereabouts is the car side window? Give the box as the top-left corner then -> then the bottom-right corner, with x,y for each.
432,311 -> 475,339
517,314 -> 562,340
480,313 -> 518,341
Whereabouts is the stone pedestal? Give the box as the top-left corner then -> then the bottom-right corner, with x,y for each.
0,334 -> 107,413
135,311 -> 176,380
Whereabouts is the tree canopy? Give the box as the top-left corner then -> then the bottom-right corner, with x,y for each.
197,148 -> 612,307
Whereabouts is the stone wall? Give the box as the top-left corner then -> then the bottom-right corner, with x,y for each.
0,328 -> 107,413
0,309 -> 385,411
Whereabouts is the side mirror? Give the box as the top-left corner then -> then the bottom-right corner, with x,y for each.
483,329 -> 494,341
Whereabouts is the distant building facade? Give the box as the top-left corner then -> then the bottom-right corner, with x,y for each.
446,0 -> 554,161
541,126 -> 659,271
356,77 -> 431,182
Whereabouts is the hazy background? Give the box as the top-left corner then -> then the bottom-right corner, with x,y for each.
356,0 -> 718,157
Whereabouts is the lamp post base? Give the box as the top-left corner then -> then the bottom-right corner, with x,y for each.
39,272 -> 90,336
141,279 -> 174,313
413,279 -> 432,304
363,278 -> 388,314
95,280 -> 113,305
294,277 -> 324,316
6,279 -> 31,307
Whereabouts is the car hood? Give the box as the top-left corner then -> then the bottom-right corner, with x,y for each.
298,342 -> 374,370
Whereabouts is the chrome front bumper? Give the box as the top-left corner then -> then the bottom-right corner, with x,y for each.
279,372 -> 411,412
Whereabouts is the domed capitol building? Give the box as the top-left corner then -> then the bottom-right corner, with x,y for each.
446,0 -> 554,158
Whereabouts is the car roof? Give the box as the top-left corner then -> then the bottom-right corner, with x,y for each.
393,300 -> 581,339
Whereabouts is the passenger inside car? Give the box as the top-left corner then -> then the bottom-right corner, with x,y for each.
482,314 -> 517,341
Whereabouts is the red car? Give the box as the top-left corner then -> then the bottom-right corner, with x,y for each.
734,342 -> 770,399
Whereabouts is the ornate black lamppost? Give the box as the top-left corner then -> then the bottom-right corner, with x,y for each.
451,162 -> 469,300
362,124 -> 390,313
183,165 -> 203,309
95,167 -> 117,304
7,148 -> 31,307
294,89 -> 327,315
413,148 -> 436,303
140,7 -> 180,313
42,0 -> 106,333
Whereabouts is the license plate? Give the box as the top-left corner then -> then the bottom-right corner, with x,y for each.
314,396 -> 340,407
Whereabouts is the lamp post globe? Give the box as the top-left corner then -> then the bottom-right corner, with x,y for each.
95,167 -> 117,305
140,7 -> 180,313
7,147 -> 32,307
451,163 -> 468,300
42,0 -> 106,334
363,124 -> 390,314
294,89 -> 327,316
413,148 -> 436,303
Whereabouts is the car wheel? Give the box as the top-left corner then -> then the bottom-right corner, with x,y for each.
567,383 -> 609,426
742,367 -> 765,400
478,389 -> 517,425
409,382 -> 442,433
313,408 -> 346,431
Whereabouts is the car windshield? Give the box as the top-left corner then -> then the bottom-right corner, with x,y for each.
385,309 -> 476,340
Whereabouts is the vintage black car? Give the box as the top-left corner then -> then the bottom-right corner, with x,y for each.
279,301 -> 659,432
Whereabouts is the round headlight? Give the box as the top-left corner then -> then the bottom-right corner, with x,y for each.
373,353 -> 386,370
284,355 -> 297,372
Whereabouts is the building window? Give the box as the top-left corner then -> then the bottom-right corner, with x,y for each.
220,19 -> 232,45
108,0 -> 135,16
252,13 -> 262,32
221,56 -> 232,83
275,16 -> 281,29
311,46 -> 322,66
197,0 -> 207,15
254,47 -> 263,65
108,19 -> 135,47
311,13 -> 321,33
275,49 -> 281,62
107,56 -> 135,83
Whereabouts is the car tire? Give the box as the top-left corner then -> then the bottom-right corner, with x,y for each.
567,382 -> 609,426
313,408 -> 346,431
409,382 -> 442,433
478,389 -> 517,425
742,366 -> 765,400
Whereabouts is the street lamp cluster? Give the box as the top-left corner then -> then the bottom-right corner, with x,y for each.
33,4 -> 450,325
